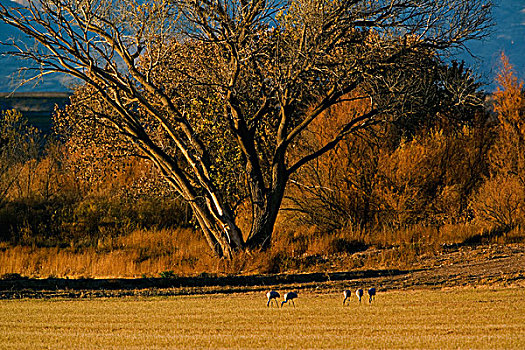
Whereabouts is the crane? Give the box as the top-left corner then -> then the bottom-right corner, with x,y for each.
356,288 -> 364,303
266,290 -> 280,307
368,287 -> 376,303
342,290 -> 352,305
281,292 -> 298,307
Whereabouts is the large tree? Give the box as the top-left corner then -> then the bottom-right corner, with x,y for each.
0,0 -> 492,258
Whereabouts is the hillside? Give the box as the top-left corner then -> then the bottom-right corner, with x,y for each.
0,92 -> 70,132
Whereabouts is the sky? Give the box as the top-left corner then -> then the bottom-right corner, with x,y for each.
0,0 -> 524,92
461,0 -> 525,90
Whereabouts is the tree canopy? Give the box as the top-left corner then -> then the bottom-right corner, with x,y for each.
0,0 -> 493,258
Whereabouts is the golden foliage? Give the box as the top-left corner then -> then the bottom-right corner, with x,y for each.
471,174 -> 525,230
290,87 -> 490,232
490,53 -> 525,178
473,53 -> 525,232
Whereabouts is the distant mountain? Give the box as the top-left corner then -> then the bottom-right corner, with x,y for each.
0,0 -> 524,92
0,92 -> 70,132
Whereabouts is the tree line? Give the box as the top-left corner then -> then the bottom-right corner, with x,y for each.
2,0 -> 522,260
1,53 -> 523,254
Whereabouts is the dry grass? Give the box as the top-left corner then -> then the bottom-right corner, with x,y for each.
0,288 -> 523,349
0,228 -> 216,278
0,222 -> 523,278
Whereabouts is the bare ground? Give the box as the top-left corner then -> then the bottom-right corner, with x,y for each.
1,243 -> 523,299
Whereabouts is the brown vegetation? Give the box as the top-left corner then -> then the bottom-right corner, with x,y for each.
471,53 -> 525,233
0,0 -> 494,258
0,52 -> 524,279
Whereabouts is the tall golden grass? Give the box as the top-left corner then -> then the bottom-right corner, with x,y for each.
0,228 -> 212,278
1,220 -> 522,278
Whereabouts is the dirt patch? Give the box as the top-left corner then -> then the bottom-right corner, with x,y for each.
1,244 -> 523,299
329,243 -> 525,291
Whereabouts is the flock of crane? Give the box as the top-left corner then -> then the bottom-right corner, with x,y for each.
266,288 -> 376,307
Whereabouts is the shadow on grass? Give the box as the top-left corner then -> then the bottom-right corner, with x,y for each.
0,268 -> 409,299
448,226 -> 524,248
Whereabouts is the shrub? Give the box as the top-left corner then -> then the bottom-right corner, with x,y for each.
471,174 -> 525,232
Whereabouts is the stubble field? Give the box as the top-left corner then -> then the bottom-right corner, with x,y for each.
0,288 -> 523,349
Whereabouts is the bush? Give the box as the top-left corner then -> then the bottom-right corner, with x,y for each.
0,195 -> 189,248
471,174 -> 525,232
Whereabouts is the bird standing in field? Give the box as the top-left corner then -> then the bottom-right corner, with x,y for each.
368,287 -> 376,303
281,292 -> 298,308
266,291 -> 280,307
356,288 -> 364,303
342,290 -> 352,305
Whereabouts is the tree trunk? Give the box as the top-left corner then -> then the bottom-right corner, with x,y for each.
188,196 -> 244,259
245,179 -> 287,250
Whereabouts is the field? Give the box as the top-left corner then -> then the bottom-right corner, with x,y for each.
0,288 -> 523,349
